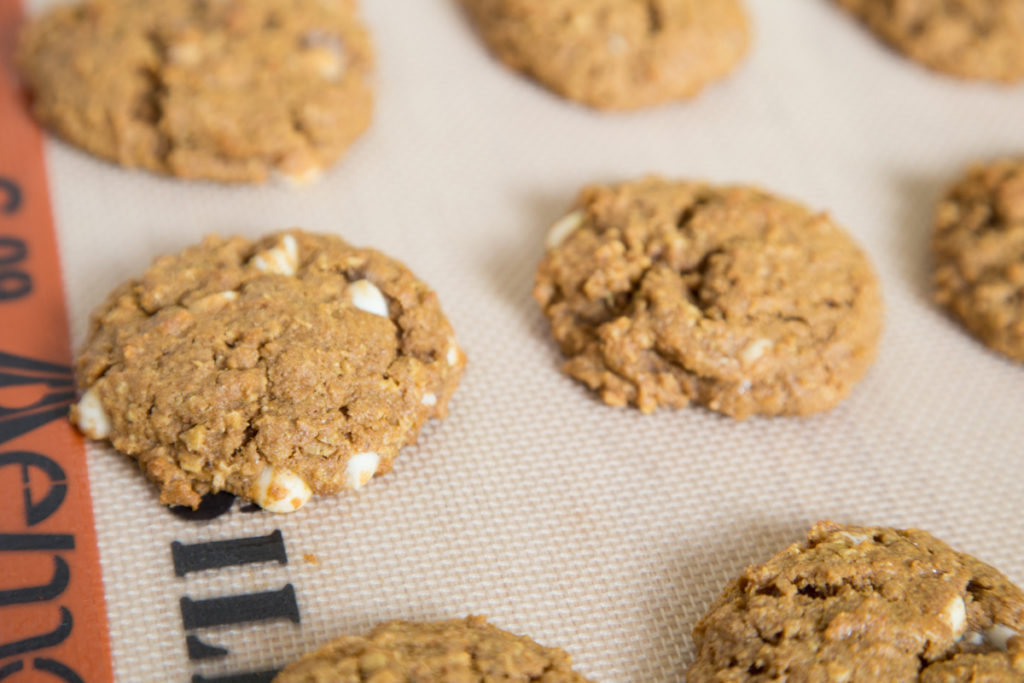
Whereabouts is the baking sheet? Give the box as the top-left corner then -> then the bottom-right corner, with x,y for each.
24,0 -> 1024,679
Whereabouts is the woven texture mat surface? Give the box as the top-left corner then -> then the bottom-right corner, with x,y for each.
31,0 -> 1024,680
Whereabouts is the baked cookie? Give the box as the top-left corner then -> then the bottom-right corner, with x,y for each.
16,0 -> 373,184
933,158 -> 1024,362
459,0 -> 749,110
274,616 -> 592,682
533,178 -> 882,419
689,522 -> 1024,682
835,0 -> 1024,82
70,230 -> 464,511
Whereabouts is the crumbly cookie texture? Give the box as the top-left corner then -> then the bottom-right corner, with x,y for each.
533,178 -> 882,419
274,616 -> 593,683
70,230 -> 465,511
459,0 -> 749,110
16,0 -> 373,184
689,522 -> 1024,682
933,158 -> 1024,362
835,0 -> 1024,82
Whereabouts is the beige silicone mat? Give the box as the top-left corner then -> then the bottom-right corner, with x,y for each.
33,0 -> 1024,680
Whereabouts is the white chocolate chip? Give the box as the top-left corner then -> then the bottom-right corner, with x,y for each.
251,466 -> 312,513
74,388 -> 111,439
250,235 -> 299,275
607,34 -> 628,55
302,31 -> 346,81
942,595 -> 967,638
189,290 -> 238,313
545,210 -> 584,250
271,165 -> 323,188
446,346 -> 458,366
839,532 -> 868,546
168,41 -> 202,66
961,631 -> 985,646
740,338 -> 774,366
983,624 -> 1018,651
347,279 -> 389,318
421,393 -> 437,407
345,452 -> 379,490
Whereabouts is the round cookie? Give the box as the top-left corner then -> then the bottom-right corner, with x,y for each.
274,616 -> 593,682
70,230 -> 465,511
16,0 -> 373,184
835,0 -> 1024,82
689,522 -> 1024,682
933,158 -> 1024,362
533,178 -> 882,419
459,0 -> 750,110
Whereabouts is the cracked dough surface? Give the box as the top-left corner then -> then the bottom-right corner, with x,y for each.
933,158 -> 1024,362
688,522 -> 1024,682
533,178 -> 882,419
273,616 -> 592,683
459,0 -> 749,110
16,0 -> 373,183
835,0 -> 1024,82
70,230 -> 464,509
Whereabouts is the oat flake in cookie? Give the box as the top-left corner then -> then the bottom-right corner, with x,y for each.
70,230 -> 465,512
459,0 -> 749,110
933,158 -> 1024,362
534,178 -> 882,419
835,0 -> 1024,82
274,616 -> 593,682
16,0 -> 373,184
688,522 -> 1024,682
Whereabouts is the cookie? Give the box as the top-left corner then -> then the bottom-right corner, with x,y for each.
533,178 -> 882,419
689,522 -> 1024,682
933,158 -> 1024,362
69,230 -> 464,511
835,0 -> 1024,82
459,0 -> 749,110
274,616 -> 592,682
16,0 -> 373,184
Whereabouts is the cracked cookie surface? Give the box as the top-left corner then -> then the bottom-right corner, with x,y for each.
459,0 -> 749,110
533,178 -> 882,419
274,616 -> 593,683
933,158 -> 1024,362
16,0 -> 373,184
688,522 -> 1024,682
70,230 -> 464,511
835,0 -> 1024,82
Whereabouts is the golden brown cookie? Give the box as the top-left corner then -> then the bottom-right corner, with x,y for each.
933,158 -> 1024,362
689,522 -> 1024,682
835,0 -> 1024,82
459,0 -> 750,110
274,616 -> 593,683
533,178 -> 882,419
70,230 -> 465,511
16,0 -> 373,184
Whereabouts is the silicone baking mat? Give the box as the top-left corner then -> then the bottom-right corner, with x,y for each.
2,1 -> 1023,681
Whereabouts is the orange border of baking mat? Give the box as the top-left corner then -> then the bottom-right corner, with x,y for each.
0,1 -> 114,680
